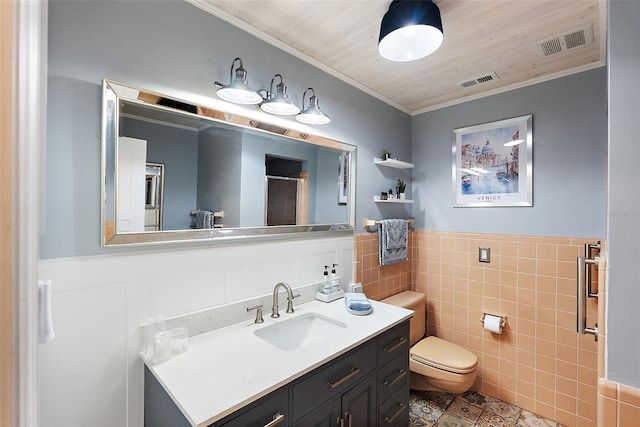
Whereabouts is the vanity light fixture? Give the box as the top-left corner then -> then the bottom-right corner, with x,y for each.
378,0 -> 444,62
260,74 -> 301,116
214,57 -> 263,105
295,88 -> 331,125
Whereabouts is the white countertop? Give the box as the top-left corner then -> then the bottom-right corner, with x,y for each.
145,298 -> 413,426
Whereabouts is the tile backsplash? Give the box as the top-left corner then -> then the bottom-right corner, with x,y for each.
354,229 -> 602,427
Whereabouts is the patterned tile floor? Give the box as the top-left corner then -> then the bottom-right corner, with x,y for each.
409,389 -> 564,427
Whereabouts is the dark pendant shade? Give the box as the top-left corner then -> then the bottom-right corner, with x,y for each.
378,0 -> 444,62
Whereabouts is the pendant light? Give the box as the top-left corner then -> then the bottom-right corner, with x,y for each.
214,57 -> 262,105
260,74 -> 300,116
378,0 -> 444,62
295,88 -> 331,125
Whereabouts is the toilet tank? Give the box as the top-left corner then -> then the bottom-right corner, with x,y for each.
382,291 -> 426,346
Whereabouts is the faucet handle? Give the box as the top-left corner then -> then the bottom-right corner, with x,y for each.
286,300 -> 295,314
286,295 -> 299,314
247,304 -> 264,323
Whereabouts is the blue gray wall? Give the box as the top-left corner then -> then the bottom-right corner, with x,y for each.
411,67 -> 607,238
240,133 -> 320,226
197,129 -> 243,227
607,0 -> 640,389
121,118 -> 198,230
45,0 -> 608,254
44,0 -> 411,258
315,149 -> 349,224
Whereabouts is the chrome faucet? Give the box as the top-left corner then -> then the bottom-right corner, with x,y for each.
271,282 -> 295,318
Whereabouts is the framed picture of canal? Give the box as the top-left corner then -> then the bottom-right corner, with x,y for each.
452,115 -> 533,207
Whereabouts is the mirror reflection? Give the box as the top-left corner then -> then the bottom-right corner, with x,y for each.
101,80 -> 356,246
144,163 -> 164,231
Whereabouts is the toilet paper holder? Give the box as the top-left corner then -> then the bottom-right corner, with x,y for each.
480,312 -> 507,329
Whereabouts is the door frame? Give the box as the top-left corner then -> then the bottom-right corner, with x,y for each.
1,0 -> 15,425
7,0 -> 48,425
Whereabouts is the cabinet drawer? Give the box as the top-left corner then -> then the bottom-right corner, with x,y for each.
218,387 -> 289,427
377,353 -> 408,403
378,321 -> 410,367
378,387 -> 409,427
292,341 -> 376,420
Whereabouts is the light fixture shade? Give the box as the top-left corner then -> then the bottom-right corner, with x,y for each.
214,57 -> 263,105
378,0 -> 443,62
260,74 -> 300,115
296,88 -> 331,125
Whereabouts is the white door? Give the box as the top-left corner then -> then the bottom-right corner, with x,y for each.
117,136 -> 147,232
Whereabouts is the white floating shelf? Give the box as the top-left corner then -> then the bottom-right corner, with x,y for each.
374,196 -> 414,204
374,157 -> 414,169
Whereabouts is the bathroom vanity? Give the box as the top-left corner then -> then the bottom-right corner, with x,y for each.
144,299 -> 412,426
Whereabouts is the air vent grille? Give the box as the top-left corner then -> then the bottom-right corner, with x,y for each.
535,24 -> 594,58
540,38 -> 563,56
565,30 -> 586,49
457,72 -> 499,89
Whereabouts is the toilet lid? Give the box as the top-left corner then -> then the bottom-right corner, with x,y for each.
410,336 -> 477,374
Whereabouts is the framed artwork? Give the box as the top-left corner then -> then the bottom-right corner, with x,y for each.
452,115 -> 532,207
338,151 -> 349,205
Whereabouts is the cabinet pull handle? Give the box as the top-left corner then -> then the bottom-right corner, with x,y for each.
384,337 -> 407,353
383,402 -> 406,424
264,412 -> 284,427
383,369 -> 407,388
327,367 -> 360,389
346,412 -> 352,427
336,416 -> 344,427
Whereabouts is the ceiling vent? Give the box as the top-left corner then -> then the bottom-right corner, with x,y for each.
457,71 -> 499,89
534,24 -> 594,58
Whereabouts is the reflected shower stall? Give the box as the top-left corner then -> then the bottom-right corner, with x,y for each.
265,155 -> 308,226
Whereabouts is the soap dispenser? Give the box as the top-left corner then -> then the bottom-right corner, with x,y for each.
315,264 -> 345,302
330,264 -> 341,293
321,265 -> 331,294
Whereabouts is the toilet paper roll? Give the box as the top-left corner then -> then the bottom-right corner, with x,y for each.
483,314 -> 503,334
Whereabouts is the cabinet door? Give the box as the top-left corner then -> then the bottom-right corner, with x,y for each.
340,375 -> 376,427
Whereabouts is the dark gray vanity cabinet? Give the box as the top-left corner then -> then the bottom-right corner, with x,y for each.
376,322 -> 410,426
144,319 -> 410,427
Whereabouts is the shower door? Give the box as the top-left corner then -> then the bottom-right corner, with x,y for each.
265,176 -> 301,226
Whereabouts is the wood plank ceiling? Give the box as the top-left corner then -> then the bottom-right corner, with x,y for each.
191,0 -> 605,114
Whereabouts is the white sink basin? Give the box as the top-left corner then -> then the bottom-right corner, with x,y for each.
254,312 -> 347,351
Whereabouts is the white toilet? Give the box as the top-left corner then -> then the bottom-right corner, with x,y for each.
382,290 -> 478,393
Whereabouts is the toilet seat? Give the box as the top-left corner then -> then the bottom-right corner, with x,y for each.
410,336 -> 477,374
